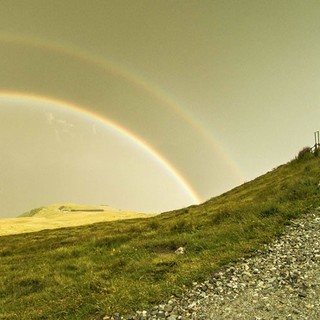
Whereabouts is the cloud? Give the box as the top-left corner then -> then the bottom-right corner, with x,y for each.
46,112 -> 74,129
57,119 -> 74,128
45,112 -> 75,142
46,112 -> 54,125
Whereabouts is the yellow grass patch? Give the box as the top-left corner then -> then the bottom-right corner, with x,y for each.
0,204 -> 154,236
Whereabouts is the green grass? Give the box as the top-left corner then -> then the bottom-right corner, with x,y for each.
1,155 -> 320,319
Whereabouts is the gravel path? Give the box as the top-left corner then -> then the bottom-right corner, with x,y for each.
106,210 -> 320,320
199,210 -> 320,320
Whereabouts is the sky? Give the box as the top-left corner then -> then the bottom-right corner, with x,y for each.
1,1 -> 320,217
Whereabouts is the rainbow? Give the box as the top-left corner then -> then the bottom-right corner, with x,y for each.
0,91 -> 202,204
0,34 -> 244,182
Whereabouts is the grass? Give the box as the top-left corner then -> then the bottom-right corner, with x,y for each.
1,155 -> 320,319
0,204 -> 153,236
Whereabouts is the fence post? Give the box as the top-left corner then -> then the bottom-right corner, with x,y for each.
314,131 -> 320,151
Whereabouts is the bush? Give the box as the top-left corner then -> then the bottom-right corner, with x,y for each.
210,210 -> 231,224
148,221 -> 160,230
297,147 -> 313,160
171,219 -> 194,233
260,204 -> 280,218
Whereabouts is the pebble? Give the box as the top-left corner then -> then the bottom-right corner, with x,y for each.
105,211 -> 320,319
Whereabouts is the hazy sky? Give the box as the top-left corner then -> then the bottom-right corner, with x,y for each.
1,1 -> 320,217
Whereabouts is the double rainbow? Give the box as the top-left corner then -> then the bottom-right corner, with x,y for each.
0,35 -> 244,205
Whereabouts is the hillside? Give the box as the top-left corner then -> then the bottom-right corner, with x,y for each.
0,204 -> 153,236
0,152 -> 320,319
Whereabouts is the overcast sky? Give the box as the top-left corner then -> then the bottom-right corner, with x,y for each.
1,1 -> 320,217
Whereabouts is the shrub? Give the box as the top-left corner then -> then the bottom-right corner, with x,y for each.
297,147 -> 313,160
148,221 -> 160,230
210,210 -> 231,224
260,204 -> 279,218
171,219 -> 193,233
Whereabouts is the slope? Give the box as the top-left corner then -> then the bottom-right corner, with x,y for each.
0,152 -> 320,319
0,203 -> 153,236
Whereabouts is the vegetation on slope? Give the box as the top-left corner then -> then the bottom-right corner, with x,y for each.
20,204 -> 116,217
19,206 -> 44,217
1,152 -> 320,319
0,204 -> 152,236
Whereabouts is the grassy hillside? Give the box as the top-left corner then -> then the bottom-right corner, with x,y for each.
0,204 -> 153,236
1,153 -> 320,319
19,204 -> 117,217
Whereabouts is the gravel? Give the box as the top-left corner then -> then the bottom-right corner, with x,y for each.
105,209 -> 320,320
